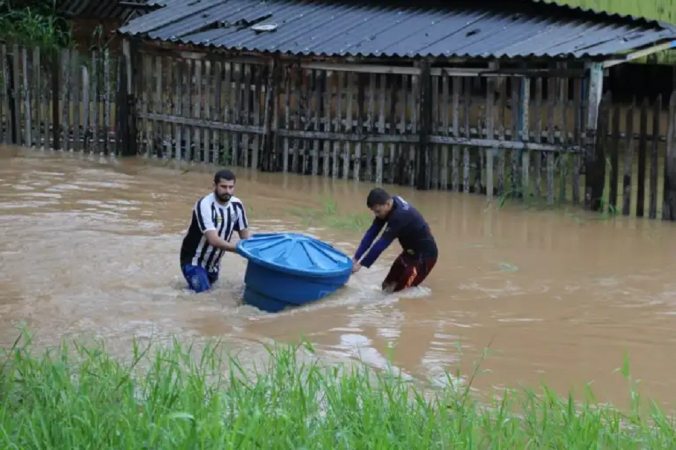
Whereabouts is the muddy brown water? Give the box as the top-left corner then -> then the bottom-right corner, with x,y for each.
2,146 -> 676,410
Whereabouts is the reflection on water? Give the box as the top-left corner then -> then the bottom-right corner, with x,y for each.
2,147 -> 676,408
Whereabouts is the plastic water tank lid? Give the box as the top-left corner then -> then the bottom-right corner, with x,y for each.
236,232 -> 352,277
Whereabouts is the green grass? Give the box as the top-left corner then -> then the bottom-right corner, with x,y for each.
1,330 -> 676,448
287,195 -> 373,231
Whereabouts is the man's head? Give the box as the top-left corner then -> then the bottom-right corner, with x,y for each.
366,187 -> 393,219
213,169 -> 236,203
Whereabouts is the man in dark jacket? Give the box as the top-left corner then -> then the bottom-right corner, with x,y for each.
352,188 -> 438,293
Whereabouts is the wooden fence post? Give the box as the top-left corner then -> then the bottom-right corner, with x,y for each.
5,50 -> 17,144
50,49 -> 60,151
663,91 -> 676,220
261,59 -> 277,171
584,63 -> 606,211
416,61 -> 432,190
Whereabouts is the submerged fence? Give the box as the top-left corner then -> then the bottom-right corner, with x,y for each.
3,43 -> 676,220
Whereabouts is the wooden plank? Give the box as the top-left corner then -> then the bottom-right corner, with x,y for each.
345,71 -> 354,180
557,68 -> 568,203
636,97 -> 648,217
22,47 -> 31,147
572,78 -> 582,204
622,99 -> 635,216
416,62 -> 432,190
584,63 -> 605,211
409,73 -> 418,187
214,61 -> 223,165
431,73 -> 439,189
141,53 -> 151,156
252,64 -> 263,170
33,47 -> 40,148
439,73 -> 449,190
182,59 -> 192,160
271,61 -> 282,171
462,77 -> 471,193
283,66 -> 290,173
50,47 -> 59,150
82,64 -> 90,152
322,69 -> 331,176
72,51 -> 81,152
398,74 -> 408,185
495,73 -> 505,196
332,70 -> 342,178
242,63 -> 251,168
367,73 -> 375,182
511,76 -> 520,196
387,74 -> 398,185
60,48 -> 70,150
155,55 -> 163,158
299,68 -> 309,174
353,72 -> 364,180
42,48 -> 50,149
609,100 -> 621,210
223,61 -> 233,165
232,62 -> 241,167
103,50 -> 110,154
312,69 -> 321,176
376,73 -> 385,185
291,66 -> 300,173
204,60 -> 212,164
520,76 -> 531,199
451,76 -> 460,192
91,51 -> 98,153
194,58 -> 202,163
546,77 -> 555,204
0,45 -> 8,144
174,59 -> 184,161
12,45 -> 21,145
649,94 -> 661,219
485,68 -> 496,199
661,92 -> 676,220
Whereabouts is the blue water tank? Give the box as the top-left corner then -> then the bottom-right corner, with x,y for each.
236,233 -> 353,313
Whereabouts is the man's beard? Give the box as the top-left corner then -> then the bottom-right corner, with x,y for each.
215,191 -> 231,202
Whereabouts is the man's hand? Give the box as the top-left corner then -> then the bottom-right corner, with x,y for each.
351,258 -> 361,274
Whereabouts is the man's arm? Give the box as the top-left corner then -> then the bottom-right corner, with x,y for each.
354,218 -> 386,261
357,216 -> 408,268
195,200 -> 237,253
234,200 -> 252,240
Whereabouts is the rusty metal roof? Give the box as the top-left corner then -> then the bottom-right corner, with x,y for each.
117,0 -> 676,60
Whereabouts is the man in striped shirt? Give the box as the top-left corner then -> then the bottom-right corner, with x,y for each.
180,169 -> 252,293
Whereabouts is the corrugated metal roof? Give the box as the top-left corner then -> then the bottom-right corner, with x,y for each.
57,0 -> 164,21
117,0 -> 676,60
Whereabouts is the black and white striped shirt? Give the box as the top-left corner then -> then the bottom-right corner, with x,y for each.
180,192 -> 249,272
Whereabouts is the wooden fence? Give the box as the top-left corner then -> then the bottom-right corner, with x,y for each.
0,44 -> 120,154
4,44 -> 676,220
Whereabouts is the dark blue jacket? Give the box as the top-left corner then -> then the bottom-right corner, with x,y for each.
354,196 -> 438,268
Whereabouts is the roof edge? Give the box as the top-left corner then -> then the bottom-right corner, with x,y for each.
520,0 -> 676,30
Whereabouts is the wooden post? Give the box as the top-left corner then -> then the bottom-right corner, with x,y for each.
520,74 -> 531,200
663,92 -> 676,220
261,59 -> 277,171
51,49 -> 60,150
5,50 -> 17,144
416,61 -> 432,190
583,62 -> 605,211
119,38 -> 138,156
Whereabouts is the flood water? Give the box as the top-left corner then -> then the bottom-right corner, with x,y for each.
2,146 -> 676,410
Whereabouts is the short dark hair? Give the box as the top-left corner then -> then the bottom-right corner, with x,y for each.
366,187 -> 391,208
214,169 -> 236,185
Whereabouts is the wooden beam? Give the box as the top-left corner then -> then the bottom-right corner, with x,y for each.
584,62 -> 605,210
603,40 -> 676,68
